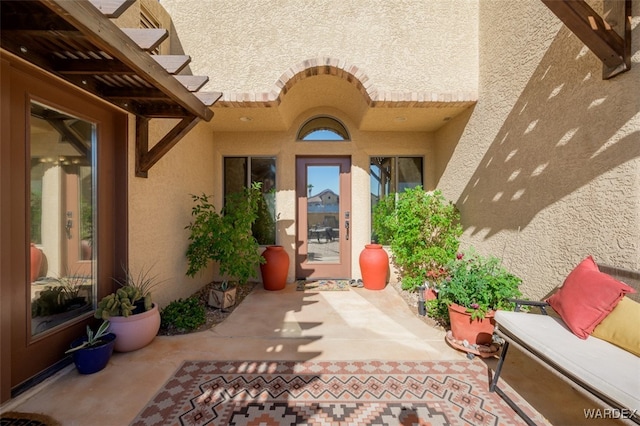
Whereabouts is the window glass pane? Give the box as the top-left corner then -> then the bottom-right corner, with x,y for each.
397,157 -> 423,191
370,156 -> 423,241
30,101 -> 95,336
251,158 -> 276,245
224,157 -> 247,198
224,157 -> 277,245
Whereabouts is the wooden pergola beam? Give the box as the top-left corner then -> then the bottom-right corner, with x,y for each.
135,115 -> 204,178
541,0 -> 631,79
40,0 -> 213,121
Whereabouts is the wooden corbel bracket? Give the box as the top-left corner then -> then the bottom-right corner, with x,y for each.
135,115 -> 203,178
541,0 -> 632,79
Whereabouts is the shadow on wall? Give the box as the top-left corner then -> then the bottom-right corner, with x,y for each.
458,25 -> 640,238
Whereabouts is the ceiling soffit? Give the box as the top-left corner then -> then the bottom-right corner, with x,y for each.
210,58 -> 477,133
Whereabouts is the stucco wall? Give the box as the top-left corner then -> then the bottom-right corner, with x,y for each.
127,118 -> 216,308
436,0 -> 640,299
160,0 -> 478,96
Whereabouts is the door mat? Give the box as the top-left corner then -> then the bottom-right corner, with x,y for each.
0,411 -> 61,426
131,359 -> 548,426
295,279 -> 350,291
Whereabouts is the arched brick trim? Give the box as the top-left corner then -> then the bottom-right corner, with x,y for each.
215,57 -> 477,108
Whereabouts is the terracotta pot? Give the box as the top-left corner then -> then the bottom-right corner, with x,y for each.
108,303 -> 160,352
359,244 -> 389,290
30,243 -> 43,283
447,303 -> 495,345
260,245 -> 289,291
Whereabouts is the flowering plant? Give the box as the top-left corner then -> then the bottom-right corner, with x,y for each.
436,248 -> 522,320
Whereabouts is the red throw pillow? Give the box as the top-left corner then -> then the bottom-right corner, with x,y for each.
546,256 -> 636,339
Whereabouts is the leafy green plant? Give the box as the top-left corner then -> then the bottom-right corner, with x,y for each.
185,182 -> 265,284
372,187 -> 462,291
160,297 -> 206,333
435,248 -> 522,321
65,320 -> 111,354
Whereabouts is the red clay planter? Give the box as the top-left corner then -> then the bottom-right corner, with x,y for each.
447,303 -> 495,345
260,245 -> 289,291
359,244 -> 389,290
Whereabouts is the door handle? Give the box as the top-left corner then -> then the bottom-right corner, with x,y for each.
344,220 -> 349,240
65,211 -> 73,239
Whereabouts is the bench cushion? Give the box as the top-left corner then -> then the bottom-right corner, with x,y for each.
495,310 -> 640,413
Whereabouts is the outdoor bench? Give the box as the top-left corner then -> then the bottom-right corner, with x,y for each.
490,263 -> 640,425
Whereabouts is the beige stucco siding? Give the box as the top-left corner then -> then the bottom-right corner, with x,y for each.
127,118 -> 216,307
437,0 -> 640,300
161,0 -> 479,96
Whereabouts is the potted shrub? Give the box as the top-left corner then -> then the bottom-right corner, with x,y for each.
434,249 -> 522,345
372,187 -> 462,292
66,320 -> 115,374
185,182 -> 265,307
94,266 -> 162,352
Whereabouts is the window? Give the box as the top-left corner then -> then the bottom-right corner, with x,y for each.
224,157 -> 276,245
370,156 -> 423,236
29,101 -> 96,336
297,116 -> 350,141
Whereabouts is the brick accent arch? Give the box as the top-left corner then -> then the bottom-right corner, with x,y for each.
215,57 -> 477,108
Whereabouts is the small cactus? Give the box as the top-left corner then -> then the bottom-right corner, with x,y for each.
94,265 -> 161,319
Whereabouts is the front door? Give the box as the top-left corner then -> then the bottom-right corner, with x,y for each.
296,157 -> 351,279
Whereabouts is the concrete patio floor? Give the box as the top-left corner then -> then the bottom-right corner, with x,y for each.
1,283 -> 626,425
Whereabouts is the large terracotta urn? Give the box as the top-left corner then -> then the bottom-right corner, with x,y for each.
260,245 -> 289,291
447,303 -> 495,345
108,303 -> 160,352
30,243 -> 43,283
359,244 -> 389,290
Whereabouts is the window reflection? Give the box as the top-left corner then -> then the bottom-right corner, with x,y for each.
29,102 -> 95,336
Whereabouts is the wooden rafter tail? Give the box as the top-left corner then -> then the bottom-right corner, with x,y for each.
135,115 -> 203,178
541,0 -> 631,79
88,0 -> 136,18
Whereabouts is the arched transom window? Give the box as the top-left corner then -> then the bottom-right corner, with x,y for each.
297,116 -> 350,141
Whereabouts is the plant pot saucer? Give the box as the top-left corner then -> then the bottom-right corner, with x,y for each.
445,331 -> 500,359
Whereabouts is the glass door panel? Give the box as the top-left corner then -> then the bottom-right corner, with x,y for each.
29,101 -> 95,337
306,165 -> 340,263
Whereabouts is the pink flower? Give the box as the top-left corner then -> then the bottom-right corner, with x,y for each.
470,303 -> 479,309
456,253 -> 464,260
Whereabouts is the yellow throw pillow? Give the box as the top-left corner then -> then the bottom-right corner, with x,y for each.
592,297 -> 640,357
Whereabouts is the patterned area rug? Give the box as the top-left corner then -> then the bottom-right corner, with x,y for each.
131,360 -> 547,425
295,279 -> 350,291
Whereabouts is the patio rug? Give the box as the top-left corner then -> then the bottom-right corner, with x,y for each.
295,279 -> 350,291
131,360 -> 547,426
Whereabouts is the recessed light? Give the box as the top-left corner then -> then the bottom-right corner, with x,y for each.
394,116 -> 407,122
239,116 -> 252,122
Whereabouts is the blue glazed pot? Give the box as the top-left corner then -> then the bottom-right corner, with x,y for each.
70,333 -> 116,374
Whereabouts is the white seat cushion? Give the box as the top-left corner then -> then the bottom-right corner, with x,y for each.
495,310 -> 640,412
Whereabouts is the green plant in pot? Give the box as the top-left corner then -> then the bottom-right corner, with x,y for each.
94,265 -> 162,352
185,182 -> 265,309
372,187 -> 462,292
65,320 -> 116,374
433,248 -> 522,345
